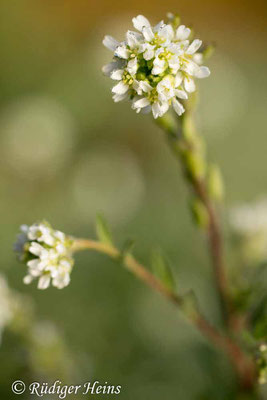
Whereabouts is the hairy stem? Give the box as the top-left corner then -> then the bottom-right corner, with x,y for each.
72,238 -> 255,389
157,112 -> 230,324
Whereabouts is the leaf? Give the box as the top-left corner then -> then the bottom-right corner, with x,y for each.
151,249 -> 176,291
118,238 -> 135,263
207,164 -> 224,202
96,214 -> 113,245
202,44 -> 215,60
180,290 -> 199,320
190,198 -> 209,228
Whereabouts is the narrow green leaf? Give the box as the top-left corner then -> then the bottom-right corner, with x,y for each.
151,249 -> 176,291
96,214 -> 113,245
190,198 -> 209,228
117,238 -> 135,264
208,164 -> 224,202
180,290 -> 199,320
202,44 -> 215,60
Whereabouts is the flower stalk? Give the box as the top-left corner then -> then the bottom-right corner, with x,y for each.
156,110 -> 231,325
72,238 -> 255,390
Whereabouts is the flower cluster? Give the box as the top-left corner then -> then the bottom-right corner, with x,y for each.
229,198 -> 267,262
230,199 -> 267,236
103,13 -> 210,118
14,222 -> 74,290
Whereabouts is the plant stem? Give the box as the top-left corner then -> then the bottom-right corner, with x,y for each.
72,238 -> 255,389
192,172 -> 230,322
157,112 -> 231,325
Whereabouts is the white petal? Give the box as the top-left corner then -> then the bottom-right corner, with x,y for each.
56,243 -> 66,254
153,20 -> 164,32
193,53 -> 203,64
132,15 -> 150,32
29,242 -> 45,257
182,59 -> 199,75
159,102 -> 169,116
27,259 -> 41,270
102,61 -> 124,76
20,224 -> 29,233
194,66 -> 211,79
168,56 -> 180,73
172,98 -> 185,116
175,89 -> 188,99
152,102 -> 169,119
112,81 -> 129,95
103,35 -> 119,51
115,45 -> 130,59
138,81 -> 153,93
174,72 -> 183,87
28,265 -> 43,277
133,97 -> 150,109
152,103 -> 161,119
110,69 -> 124,80
112,93 -> 129,103
41,234 -> 54,246
186,39 -> 202,55
176,25 -> 191,40
155,47 -> 164,57
184,76 -> 196,93
127,58 -> 138,75
152,58 -> 166,75
140,105 -> 152,114
143,47 -> 155,60
158,24 -> 174,40
52,272 -> 70,289
38,275 -> 51,290
152,66 -> 165,75
142,26 -> 154,42
167,43 -> 183,56
54,230 -> 65,241
126,31 -> 142,48
60,259 -> 72,271
180,40 -> 190,52
23,275 -> 34,285
153,57 -> 166,68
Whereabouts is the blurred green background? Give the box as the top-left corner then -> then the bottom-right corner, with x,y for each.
1,0 -> 267,398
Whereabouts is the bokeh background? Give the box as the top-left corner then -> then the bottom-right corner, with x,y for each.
1,0 -> 267,398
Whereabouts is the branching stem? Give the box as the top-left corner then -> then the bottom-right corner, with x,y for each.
72,238 -> 255,389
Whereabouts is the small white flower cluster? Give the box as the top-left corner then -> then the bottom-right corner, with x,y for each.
0,275 -> 13,342
230,199 -> 267,236
103,13 -> 210,119
14,222 -> 74,290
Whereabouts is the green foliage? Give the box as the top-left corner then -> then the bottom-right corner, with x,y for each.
190,198 -> 209,228
96,214 -> 113,245
184,151 -> 206,180
151,249 -> 176,292
202,44 -> 215,60
180,290 -> 199,320
118,238 -> 135,263
208,164 -> 224,202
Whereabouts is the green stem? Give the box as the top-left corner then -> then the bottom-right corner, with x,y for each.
72,238 -> 255,390
156,111 -> 231,325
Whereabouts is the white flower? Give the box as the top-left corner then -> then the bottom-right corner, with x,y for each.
15,222 -> 74,290
28,223 -> 55,246
103,13 -> 210,118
